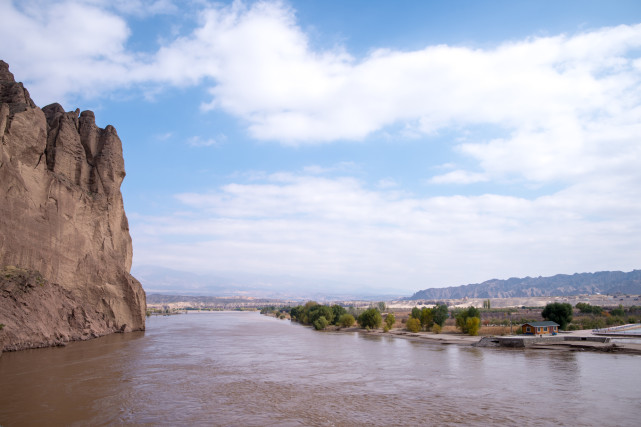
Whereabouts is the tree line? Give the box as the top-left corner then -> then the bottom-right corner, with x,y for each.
405,305 -> 449,333
261,299 -> 640,336
542,302 -> 641,331
286,301 -> 390,331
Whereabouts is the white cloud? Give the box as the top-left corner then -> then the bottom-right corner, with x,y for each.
429,170 -> 488,185
301,161 -> 359,176
101,0 -> 178,16
3,1 -> 640,291
0,0 -> 136,102
131,170 -> 641,290
4,2 -> 640,151
377,178 -> 398,189
7,0 -> 637,189
187,135 -> 221,147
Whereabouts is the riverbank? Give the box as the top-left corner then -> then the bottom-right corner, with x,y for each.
260,311 -> 641,355
342,326 -> 641,355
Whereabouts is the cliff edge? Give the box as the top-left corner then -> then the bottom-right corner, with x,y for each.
0,60 -> 146,352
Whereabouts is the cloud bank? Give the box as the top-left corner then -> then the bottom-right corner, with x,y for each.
130,169 -> 640,291
2,0 -> 640,291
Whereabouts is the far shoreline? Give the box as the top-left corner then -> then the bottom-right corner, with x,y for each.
325,323 -> 641,356
152,309 -> 641,356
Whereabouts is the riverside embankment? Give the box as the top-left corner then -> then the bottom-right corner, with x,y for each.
352,325 -> 641,355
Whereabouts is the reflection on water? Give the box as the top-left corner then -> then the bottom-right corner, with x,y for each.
1,312 -> 640,426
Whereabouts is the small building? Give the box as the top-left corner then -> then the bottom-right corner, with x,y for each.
521,321 -> 559,335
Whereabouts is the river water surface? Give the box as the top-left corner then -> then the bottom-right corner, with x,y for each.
1,311 -> 640,426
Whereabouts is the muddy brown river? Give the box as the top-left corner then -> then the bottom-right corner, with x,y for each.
1,311 -> 640,426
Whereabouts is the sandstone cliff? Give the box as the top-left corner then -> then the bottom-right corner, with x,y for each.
0,60 -> 146,352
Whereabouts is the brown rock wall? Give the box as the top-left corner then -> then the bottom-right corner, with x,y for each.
0,60 -> 145,352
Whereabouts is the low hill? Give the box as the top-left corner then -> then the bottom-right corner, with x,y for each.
408,270 -> 641,300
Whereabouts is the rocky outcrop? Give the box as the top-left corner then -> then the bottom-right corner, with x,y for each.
0,60 -> 145,352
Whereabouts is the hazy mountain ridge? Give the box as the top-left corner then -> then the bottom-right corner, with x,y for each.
408,270 -> 641,300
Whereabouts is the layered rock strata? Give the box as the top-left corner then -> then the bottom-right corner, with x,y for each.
0,60 -> 146,352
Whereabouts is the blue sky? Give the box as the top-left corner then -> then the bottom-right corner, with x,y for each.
1,0 -> 641,296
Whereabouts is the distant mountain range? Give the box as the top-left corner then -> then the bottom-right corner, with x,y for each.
408,270 -> 641,300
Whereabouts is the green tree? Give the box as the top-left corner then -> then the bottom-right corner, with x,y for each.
358,308 -> 382,329
338,313 -> 356,327
468,306 -> 480,318
313,316 -> 329,330
378,301 -> 387,312
541,302 -> 573,330
576,302 -> 589,313
432,304 -> 449,327
385,313 -> 396,329
406,317 -> 421,332
331,304 -> 347,325
410,307 -> 421,319
297,301 -> 320,324
309,304 -> 335,325
576,302 -> 603,315
290,305 -> 302,321
610,305 -> 625,317
420,307 -> 434,330
456,306 -> 481,334
466,317 -> 480,336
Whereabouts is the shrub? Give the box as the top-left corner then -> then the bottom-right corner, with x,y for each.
578,316 -> 605,329
606,316 -> 625,326
576,302 -> 602,315
313,316 -> 329,330
420,307 -> 434,329
338,313 -> 356,328
432,304 -> 449,327
309,305 -> 335,325
406,317 -> 421,332
385,313 -> 396,329
431,324 -> 442,334
358,308 -> 382,329
466,317 -> 480,336
455,307 -> 481,334
610,305 -> 625,317
331,305 -> 347,325
383,325 -> 390,333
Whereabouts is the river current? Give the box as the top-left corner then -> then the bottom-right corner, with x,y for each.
1,311 -> 639,426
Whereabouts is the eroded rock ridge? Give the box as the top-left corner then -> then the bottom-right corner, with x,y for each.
0,60 -> 146,352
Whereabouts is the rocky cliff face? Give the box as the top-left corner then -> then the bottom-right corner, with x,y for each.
0,60 -> 146,352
